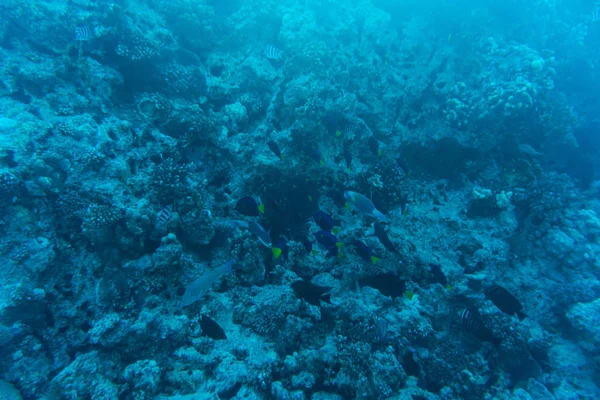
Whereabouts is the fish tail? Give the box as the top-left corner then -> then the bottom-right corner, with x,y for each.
377,149 -> 382,157
258,203 -> 265,214
280,154 -> 285,161
404,291 -> 414,300
332,227 -> 340,235
371,256 -> 379,265
335,242 -> 343,249
272,248 -> 282,258
311,250 -> 319,255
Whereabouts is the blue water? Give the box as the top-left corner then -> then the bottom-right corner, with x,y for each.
0,0 -> 599,399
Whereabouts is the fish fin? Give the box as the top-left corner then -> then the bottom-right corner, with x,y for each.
337,253 -> 344,259
272,247 -> 282,258
371,256 -> 379,265
335,130 -> 342,137
404,291 -> 414,300
258,204 -> 265,214
516,311 -> 527,321
335,242 -> 343,249
446,284 -> 453,291
321,293 -> 332,304
319,159 -> 325,166
311,250 -> 319,255
346,167 -> 351,172
332,227 -> 340,235
308,195 -> 312,202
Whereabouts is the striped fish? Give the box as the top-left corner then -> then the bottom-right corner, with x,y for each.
75,25 -> 93,41
264,44 -> 283,60
156,204 -> 172,227
458,308 -> 500,345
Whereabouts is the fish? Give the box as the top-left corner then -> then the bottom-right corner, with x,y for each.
291,280 -> 332,307
396,157 -> 412,177
180,260 -> 234,307
343,143 -> 352,171
404,291 -> 414,300
264,44 -> 283,60
236,196 -> 264,217
272,237 -> 289,261
313,210 -> 336,231
458,307 -> 500,345
298,236 -> 318,255
156,204 -> 172,228
247,221 -> 272,248
351,239 -> 380,264
315,229 -> 343,257
359,273 -> 406,300
75,25 -> 93,41
399,192 -> 409,217
429,264 -> 451,290
344,191 -> 387,222
593,8 -> 600,22
373,221 -> 399,254
267,140 -> 284,160
304,146 -> 324,166
484,284 -> 526,321
200,315 -> 226,340
368,136 -> 382,157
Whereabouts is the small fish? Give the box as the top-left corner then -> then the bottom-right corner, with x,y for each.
156,204 -> 172,228
373,221 -> 399,254
236,196 -> 264,217
399,193 -> 409,217
335,129 -> 342,137
304,147 -> 324,166
267,140 -> 284,160
359,273 -> 406,300
351,239 -> 380,265
247,221 -> 272,248
75,25 -> 93,41
272,237 -> 289,261
180,260 -> 234,307
396,157 -> 412,177
343,143 -> 352,171
484,284 -> 526,321
315,229 -> 343,257
200,315 -> 226,340
291,280 -> 332,307
313,210 -> 336,231
593,9 -> 600,22
429,264 -> 451,290
344,191 -> 387,222
458,308 -> 500,345
264,44 -> 283,60
368,136 -> 382,157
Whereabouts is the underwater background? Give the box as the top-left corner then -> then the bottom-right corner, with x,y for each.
0,0 -> 599,399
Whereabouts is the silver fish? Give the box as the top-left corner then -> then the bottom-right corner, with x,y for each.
180,260 -> 234,307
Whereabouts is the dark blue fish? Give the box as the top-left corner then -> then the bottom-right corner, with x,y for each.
304,146 -> 324,166
315,229 -> 343,257
298,236 -> 314,254
351,239 -> 380,264
267,140 -> 284,160
368,136 -> 382,157
236,196 -> 264,217
313,210 -> 335,231
484,284 -> 526,321
75,25 -> 93,41
272,237 -> 289,261
429,264 -> 449,288
373,221 -> 399,254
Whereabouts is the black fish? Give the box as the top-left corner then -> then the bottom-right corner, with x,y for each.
485,284 -> 526,321
373,221 -> 399,254
236,196 -> 264,217
200,315 -> 226,340
429,264 -> 450,290
458,308 -> 500,345
291,281 -> 331,306
368,136 -> 381,157
304,146 -> 324,165
359,273 -> 406,300
267,140 -> 284,160
315,229 -> 342,257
